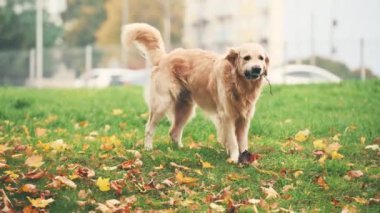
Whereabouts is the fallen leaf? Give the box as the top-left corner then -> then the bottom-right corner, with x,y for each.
96,177 -> 111,191
25,169 -> 46,180
176,171 -> 198,185
344,170 -> 364,180
315,176 -> 329,190
78,189 -> 89,199
360,137 -> 366,144
227,173 -> 249,181
55,176 -> 77,188
294,129 -> 310,142
188,141 -> 202,149
75,166 -> 95,178
201,160 -> 214,169
0,144 -> 12,154
325,142 -> 341,155
27,196 -> 54,208
20,184 -> 38,194
365,144 -> 379,151
331,151 -> 344,159
35,127 -> 47,137
261,186 -> 279,199
0,189 -> 14,212
293,170 -> 303,178
170,162 -> 191,171
209,203 -> 225,212
282,184 -> 295,193
341,204 -> 358,213
25,155 -> 44,168
112,108 -> 123,115
313,139 -> 327,150
352,197 -> 369,205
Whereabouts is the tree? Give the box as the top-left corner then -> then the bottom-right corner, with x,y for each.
0,0 -> 62,50
95,0 -> 185,47
0,0 -> 62,85
61,0 -> 106,46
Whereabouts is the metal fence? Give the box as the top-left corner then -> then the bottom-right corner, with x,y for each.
0,38 -> 378,87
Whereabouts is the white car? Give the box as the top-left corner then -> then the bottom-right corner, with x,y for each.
76,68 -> 150,88
267,64 -> 341,85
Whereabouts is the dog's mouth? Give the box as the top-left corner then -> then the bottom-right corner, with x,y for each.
244,71 -> 261,80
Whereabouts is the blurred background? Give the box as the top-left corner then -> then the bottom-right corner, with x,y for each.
0,0 -> 379,88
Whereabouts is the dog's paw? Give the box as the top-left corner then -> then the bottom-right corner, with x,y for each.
238,150 -> 260,165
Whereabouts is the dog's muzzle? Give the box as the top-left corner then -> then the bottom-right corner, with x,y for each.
244,66 -> 262,80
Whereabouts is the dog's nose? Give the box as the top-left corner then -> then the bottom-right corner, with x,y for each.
251,66 -> 261,75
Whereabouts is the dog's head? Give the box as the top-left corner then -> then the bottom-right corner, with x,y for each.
225,43 -> 269,80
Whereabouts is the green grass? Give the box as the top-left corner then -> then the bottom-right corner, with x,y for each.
0,80 -> 379,212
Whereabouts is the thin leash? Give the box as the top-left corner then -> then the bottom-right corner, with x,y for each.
262,75 -> 273,96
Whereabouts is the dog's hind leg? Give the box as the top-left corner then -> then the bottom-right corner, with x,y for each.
169,91 -> 195,148
145,94 -> 171,150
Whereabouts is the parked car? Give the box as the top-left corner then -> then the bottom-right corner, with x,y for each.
267,64 -> 341,84
76,68 -> 150,88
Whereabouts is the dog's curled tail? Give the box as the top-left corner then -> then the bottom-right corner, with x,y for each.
121,23 -> 166,66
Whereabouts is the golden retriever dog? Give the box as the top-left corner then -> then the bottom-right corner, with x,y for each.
121,23 -> 269,163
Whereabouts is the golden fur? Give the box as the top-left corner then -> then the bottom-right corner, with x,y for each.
121,23 -> 269,163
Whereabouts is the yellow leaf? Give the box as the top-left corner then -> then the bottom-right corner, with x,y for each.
25,155 -> 44,168
112,108 -> 123,115
4,171 -> 19,179
325,142 -> 341,155
352,197 -> 368,205
27,196 -> 54,208
313,139 -> 327,150
50,139 -> 68,152
201,160 -> 214,169
194,169 -> 203,175
209,203 -> 225,212
331,151 -> 344,160
140,112 -> 149,119
96,177 -> 110,191
360,137 -> 366,144
175,171 -> 198,184
318,155 -> 328,165
294,129 -> 310,142
227,173 -> 249,181
293,170 -> 304,178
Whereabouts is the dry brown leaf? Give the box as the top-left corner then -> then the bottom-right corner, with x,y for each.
344,170 -> 364,180
170,162 -> 191,171
55,176 -> 77,188
0,189 -> 14,212
261,186 -> 279,199
25,169 -> 46,180
315,176 -> 329,190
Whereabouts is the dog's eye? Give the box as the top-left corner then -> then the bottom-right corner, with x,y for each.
243,55 -> 251,61
258,55 -> 264,61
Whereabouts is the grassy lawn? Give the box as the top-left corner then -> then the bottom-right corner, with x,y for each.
0,80 -> 379,212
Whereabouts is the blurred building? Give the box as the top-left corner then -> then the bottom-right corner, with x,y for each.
183,0 -> 284,67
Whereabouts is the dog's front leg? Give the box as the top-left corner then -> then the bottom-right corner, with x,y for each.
220,117 -> 239,163
235,117 -> 250,153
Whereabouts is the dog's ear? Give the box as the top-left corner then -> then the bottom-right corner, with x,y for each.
225,48 -> 238,66
264,54 -> 270,75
